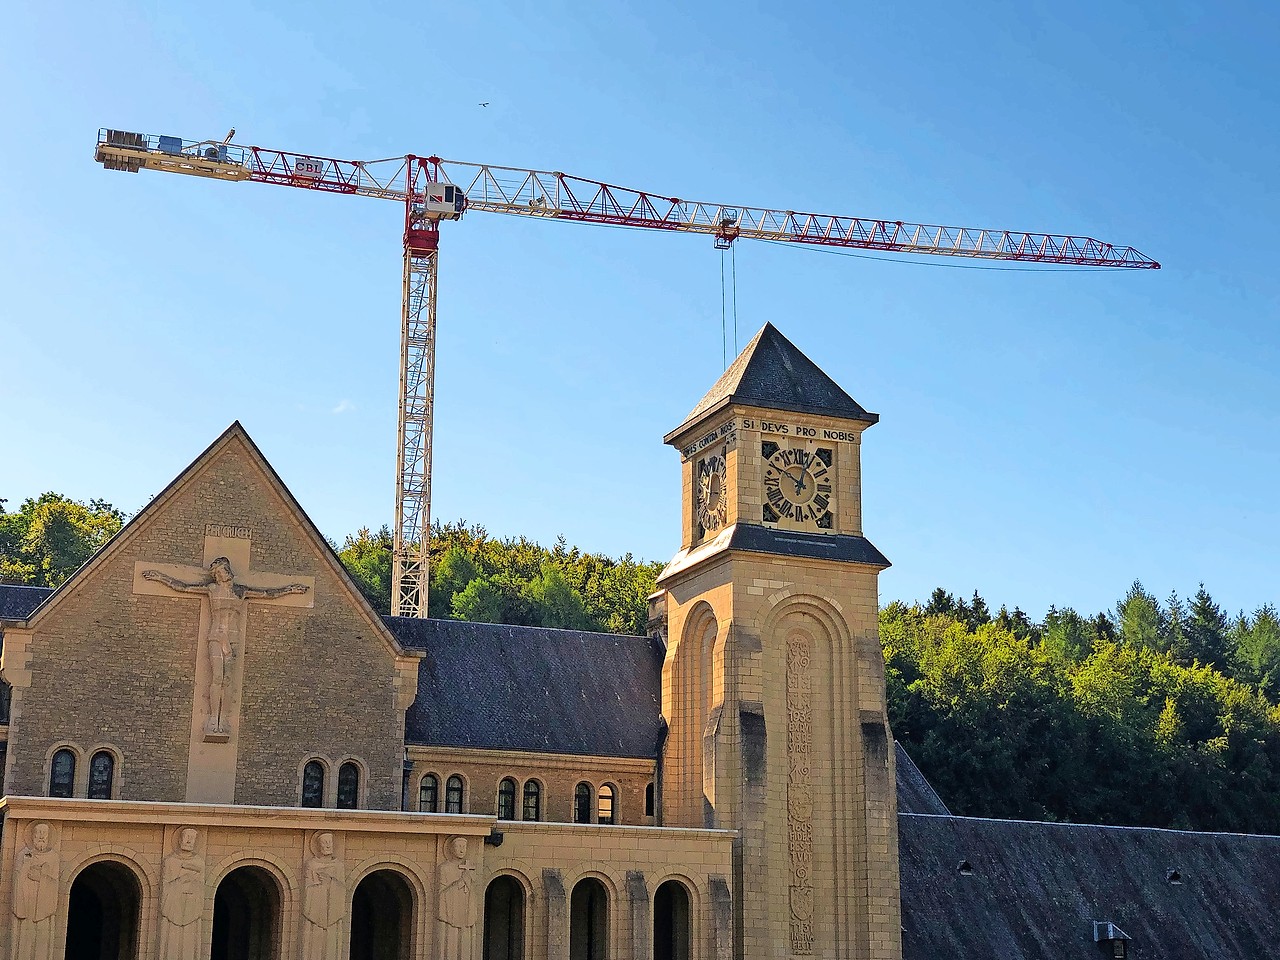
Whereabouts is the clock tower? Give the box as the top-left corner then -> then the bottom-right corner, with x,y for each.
654,323 -> 901,960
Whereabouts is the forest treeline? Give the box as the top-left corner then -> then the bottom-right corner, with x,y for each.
5,492 -> 1280,832
337,523 -> 663,636
885,588 -> 1280,834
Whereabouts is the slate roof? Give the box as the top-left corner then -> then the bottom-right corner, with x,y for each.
0,584 -> 52,621
895,742 -> 950,816
388,617 -> 665,759
899,812 -> 1280,960
666,323 -> 878,441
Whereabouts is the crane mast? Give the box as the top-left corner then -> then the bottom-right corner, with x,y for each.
94,128 -> 1160,618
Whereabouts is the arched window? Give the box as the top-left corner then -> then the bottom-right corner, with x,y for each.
446,775 -> 465,814
87,751 -> 115,800
522,780 -> 541,822
574,782 -> 593,824
420,773 -> 439,812
597,784 -> 615,825
301,760 -> 325,808
497,777 -> 517,820
645,782 -> 655,818
337,761 -> 361,809
49,748 -> 76,798
0,679 -> 11,724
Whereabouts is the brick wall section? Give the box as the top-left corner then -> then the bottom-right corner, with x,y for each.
407,747 -> 655,825
5,435 -> 407,809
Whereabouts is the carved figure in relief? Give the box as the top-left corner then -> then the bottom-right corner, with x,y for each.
302,832 -> 346,960
159,827 -> 206,960
785,633 -> 815,956
437,837 -> 476,960
143,557 -> 309,735
13,822 -> 58,960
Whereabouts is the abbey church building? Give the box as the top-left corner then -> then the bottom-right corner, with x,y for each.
2,324 -> 1277,960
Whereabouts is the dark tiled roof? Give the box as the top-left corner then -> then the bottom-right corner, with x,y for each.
667,323 -> 878,441
0,584 -> 53,621
895,742 -> 950,816
899,812 -> 1280,960
389,618 -> 665,759
659,524 -> 890,584
728,524 -> 890,567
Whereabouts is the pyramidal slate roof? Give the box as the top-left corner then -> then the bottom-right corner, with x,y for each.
388,617 -> 665,758
899,813 -> 1280,960
666,323 -> 878,441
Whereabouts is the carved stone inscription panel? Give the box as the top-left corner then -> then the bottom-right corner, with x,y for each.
786,633 -> 815,956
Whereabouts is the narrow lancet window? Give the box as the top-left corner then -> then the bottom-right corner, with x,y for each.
497,777 -> 517,820
50,749 -> 76,798
420,773 -> 439,812
337,761 -> 360,809
302,760 -> 325,808
87,751 -> 114,799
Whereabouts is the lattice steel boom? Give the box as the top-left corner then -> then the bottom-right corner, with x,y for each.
95,128 -> 1161,616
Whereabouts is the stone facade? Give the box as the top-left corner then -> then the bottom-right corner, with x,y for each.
0,324 -> 904,960
2,430 -> 418,810
0,797 -> 733,960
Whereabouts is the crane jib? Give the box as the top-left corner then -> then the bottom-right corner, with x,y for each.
93,125 -> 1162,617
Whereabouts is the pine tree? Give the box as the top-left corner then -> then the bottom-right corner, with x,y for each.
1187,583 -> 1229,670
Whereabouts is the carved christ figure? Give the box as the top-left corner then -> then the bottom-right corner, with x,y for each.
143,557 -> 309,735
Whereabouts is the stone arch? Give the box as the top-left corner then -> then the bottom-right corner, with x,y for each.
482,873 -> 527,960
208,851 -> 298,898
63,857 -> 144,960
210,864 -> 285,960
349,866 -> 416,960
568,875 -> 611,960
666,601 -> 718,827
761,590 -> 869,957
653,878 -> 694,960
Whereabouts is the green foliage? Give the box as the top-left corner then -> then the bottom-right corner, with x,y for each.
451,576 -> 506,623
0,494 -> 125,587
334,526 -> 392,615
886,590 -> 1280,833
335,520 -> 661,635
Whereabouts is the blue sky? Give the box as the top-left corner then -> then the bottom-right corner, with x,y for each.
3,1 -> 1278,620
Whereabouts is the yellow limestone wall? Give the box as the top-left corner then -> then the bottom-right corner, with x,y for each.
0,797 -> 735,960
660,405 -> 902,960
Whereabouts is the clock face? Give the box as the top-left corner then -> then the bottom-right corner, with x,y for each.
763,444 -> 834,527
696,452 -> 728,534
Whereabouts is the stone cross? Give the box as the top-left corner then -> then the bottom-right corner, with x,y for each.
133,524 -> 315,801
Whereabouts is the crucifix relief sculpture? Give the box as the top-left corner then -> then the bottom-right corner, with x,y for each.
142,556 -> 310,739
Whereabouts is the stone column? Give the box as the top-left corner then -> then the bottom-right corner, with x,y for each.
626,871 -> 650,960
543,869 -> 568,960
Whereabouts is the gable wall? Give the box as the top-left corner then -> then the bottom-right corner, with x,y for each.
4,439 -> 406,809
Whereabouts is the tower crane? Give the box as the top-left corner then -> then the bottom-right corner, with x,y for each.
94,128 -> 1160,619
